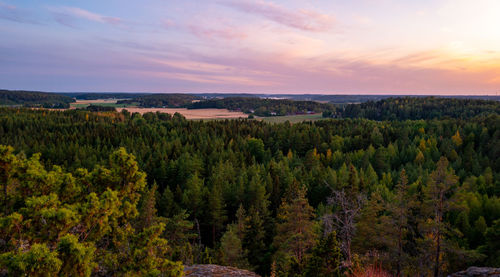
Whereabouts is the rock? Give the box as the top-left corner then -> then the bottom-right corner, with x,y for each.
448,267 -> 500,277
184,264 -> 260,277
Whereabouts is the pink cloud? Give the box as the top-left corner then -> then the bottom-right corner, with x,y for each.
187,25 -> 247,40
50,6 -> 121,26
220,0 -> 334,32
162,19 -> 175,29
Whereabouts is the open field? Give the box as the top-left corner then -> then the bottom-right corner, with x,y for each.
259,113 -> 324,123
116,107 -> 248,119
69,99 -> 324,121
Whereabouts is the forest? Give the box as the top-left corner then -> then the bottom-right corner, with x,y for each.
342,97 -> 500,120
116,94 -> 338,117
186,97 -> 336,116
117,94 -> 201,108
0,90 -> 74,108
0,97 -> 499,276
61,93 -> 148,100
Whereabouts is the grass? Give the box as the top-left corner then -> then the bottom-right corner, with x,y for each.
259,113 -> 324,123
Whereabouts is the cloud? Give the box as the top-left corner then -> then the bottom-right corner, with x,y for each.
49,6 -> 121,27
220,0 -> 334,32
162,19 -> 175,29
0,2 -> 40,24
187,25 -> 247,40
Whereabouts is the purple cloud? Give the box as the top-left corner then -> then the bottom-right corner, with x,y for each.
49,6 -> 122,27
220,0 -> 334,32
0,2 -> 40,24
188,24 -> 247,40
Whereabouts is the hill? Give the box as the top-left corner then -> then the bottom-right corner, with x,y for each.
0,89 -> 74,108
342,96 -> 500,120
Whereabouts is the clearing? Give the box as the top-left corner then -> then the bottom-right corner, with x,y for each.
116,107 -> 248,119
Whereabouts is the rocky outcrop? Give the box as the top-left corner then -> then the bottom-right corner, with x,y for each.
448,267 -> 500,277
184,265 -> 260,277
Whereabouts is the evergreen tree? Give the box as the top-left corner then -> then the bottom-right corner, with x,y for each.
420,157 -> 458,277
208,183 -> 227,246
137,182 -> 158,230
389,168 -> 415,276
304,231 -> 342,277
273,183 -> 318,275
220,224 -> 250,269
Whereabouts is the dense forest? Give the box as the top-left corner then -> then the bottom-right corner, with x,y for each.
0,90 -> 74,108
187,97 -> 337,116
343,97 -> 500,120
85,105 -> 116,112
117,94 -> 201,108
61,93 -> 148,100
0,101 -> 499,276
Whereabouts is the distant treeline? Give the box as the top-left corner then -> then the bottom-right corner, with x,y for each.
0,90 -> 74,108
117,94 -> 337,116
117,93 -> 201,108
61,92 -> 149,100
342,97 -> 500,120
187,97 -> 337,116
3,90 -> 500,120
85,105 -> 116,112
114,94 -> 500,119
192,93 -> 500,104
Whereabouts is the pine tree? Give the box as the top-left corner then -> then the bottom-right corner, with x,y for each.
220,224 -> 250,269
137,182 -> 158,230
390,168 -> 414,276
421,157 -> 458,277
304,231 -> 342,277
209,183 -> 227,246
182,173 -> 204,245
273,183 -> 318,275
243,206 -> 268,275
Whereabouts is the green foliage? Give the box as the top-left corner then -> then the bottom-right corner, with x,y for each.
304,231 -> 342,277
0,106 -> 499,276
57,234 -> 96,277
117,93 -> 200,107
344,96 -> 500,120
0,147 -> 182,276
187,97 -> 336,117
85,105 -> 116,112
1,243 -> 62,277
273,184 -> 318,275
0,89 -> 74,108
220,224 -> 250,269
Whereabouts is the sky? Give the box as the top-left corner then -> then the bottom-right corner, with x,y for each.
1,0 -> 500,94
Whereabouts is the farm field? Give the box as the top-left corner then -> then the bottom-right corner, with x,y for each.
116,107 -> 248,119
69,99 -> 325,122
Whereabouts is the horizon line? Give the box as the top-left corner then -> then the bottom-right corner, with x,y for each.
3,88 -> 499,97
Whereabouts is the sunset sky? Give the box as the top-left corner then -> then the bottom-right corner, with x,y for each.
1,0 -> 499,94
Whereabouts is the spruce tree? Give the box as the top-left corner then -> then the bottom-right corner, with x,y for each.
273,183 -> 318,275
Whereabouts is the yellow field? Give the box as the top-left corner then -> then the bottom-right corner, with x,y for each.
116,107 -> 248,119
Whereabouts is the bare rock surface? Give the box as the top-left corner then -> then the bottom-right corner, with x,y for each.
448,267 -> 500,277
184,264 -> 260,277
